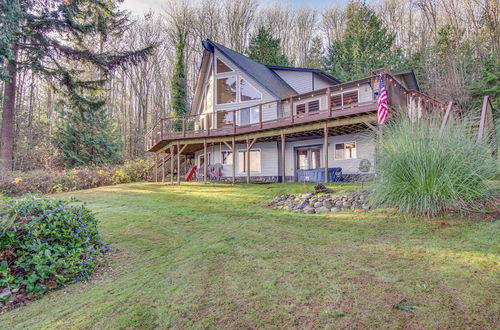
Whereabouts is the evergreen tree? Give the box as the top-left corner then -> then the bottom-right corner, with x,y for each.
246,27 -> 290,66
54,93 -> 123,167
171,31 -> 188,118
324,0 -> 405,81
304,37 -> 324,69
468,55 -> 500,118
0,0 -> 154,173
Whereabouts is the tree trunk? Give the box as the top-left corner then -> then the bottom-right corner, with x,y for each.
0,45 -> 18,175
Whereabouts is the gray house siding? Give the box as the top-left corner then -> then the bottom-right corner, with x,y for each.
193,132 -> 375,181
272,70 -> 313,94
284,133 -> 375,177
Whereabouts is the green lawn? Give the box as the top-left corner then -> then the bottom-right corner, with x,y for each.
1,182 -> 498,329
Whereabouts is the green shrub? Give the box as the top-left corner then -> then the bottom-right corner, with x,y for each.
0,196 -> 107,302
370,113 -> 498,216
0,159 -> 154,196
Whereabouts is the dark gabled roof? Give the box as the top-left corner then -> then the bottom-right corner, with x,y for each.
266,65 -> 341,85
203,39 -> 297,99
392,69 -> 420,91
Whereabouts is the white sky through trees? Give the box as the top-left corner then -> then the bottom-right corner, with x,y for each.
120,0 -> 336,16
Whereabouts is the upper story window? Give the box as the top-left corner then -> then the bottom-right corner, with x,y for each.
215,55 -> 263,105
216,76 -> 237,104
295,100 -> 320,115
330,90 -> 359,109
216,58 -> 233,73
240,78 -> 262,101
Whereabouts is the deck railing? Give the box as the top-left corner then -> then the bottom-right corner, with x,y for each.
145,73 -> 444,151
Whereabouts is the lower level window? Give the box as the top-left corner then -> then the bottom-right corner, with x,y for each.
334,142 -> 356,159
238,150 -> 261,172
221,151 -> 233,165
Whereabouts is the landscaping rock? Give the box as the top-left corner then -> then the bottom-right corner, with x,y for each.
316,206 -> 330,213
268,189 -> 372,214
304,207 -> 315,214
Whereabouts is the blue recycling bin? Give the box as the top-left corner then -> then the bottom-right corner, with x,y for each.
296,168 -> 342,182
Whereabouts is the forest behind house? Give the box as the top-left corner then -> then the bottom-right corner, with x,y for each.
0,0 -> 498,176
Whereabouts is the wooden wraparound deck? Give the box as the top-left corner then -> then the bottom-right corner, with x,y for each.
145,73 -> 444,154
148,102 -> 378,153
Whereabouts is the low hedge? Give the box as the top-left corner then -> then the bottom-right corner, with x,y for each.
0,196 -> 107,308
0,159 -> 153,196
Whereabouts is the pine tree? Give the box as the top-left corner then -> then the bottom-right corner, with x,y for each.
468,55 -> 500,118
171,31 -> 188,118
54,93 -> 123,168
304,37 -> 324,69
0,0 -> 154,173
324,0 -> 405,81
246,27 -> 290,66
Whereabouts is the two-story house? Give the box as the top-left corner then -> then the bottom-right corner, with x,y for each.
146,39 -> 446,184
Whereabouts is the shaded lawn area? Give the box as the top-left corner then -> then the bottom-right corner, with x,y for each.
1,182 -> 498,329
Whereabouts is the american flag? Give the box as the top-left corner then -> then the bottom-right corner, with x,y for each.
377,74 -> 388,124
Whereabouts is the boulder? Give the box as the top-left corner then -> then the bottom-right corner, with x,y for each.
316,206 -> 330,213
303,207 -> 315,214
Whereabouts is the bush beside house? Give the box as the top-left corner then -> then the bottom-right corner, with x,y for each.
0,160 -> 153,196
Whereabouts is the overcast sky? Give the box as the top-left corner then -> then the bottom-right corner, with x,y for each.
120,0 -> 338,16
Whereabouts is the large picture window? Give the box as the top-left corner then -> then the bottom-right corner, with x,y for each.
334,142 -> 356,160
240,78 -> 262,101
238,150 -> 261,173
216,76 -> 237,104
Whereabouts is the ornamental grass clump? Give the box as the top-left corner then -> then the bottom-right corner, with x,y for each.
0,196 -> 107,307
370,113 -> 497,216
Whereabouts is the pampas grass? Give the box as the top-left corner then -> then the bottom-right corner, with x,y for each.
370,112 -> 498,216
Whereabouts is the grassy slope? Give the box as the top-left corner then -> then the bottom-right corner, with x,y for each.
0,182 -> 498,329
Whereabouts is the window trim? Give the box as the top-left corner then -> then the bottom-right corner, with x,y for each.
237,149 -> 261,173
215,56 -> 234,74
198,152 -> 212,167
295,98 -> 321,115
330,89 -> 359,108
239,77 -> 262,103
294,145 -> 323,170
220,150 -> 233,165
216,75 -> 238,105
333,141 -> 357,160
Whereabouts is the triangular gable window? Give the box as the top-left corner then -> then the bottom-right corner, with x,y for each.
240,78 -> 262,101
216,58 -> 233,74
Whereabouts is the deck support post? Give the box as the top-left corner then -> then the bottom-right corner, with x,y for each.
176,144 -> 188,185
281,130 -> 286,184
323,123 -> 329,183
177,141 -> 181,185
170,146 -> 174,185
231,137 -> 236,184
154,153 -> 158,182
246,137 -> 258,184
246,137 -> 250,184
203,139 -> 207,184
162,151 -> 166,182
